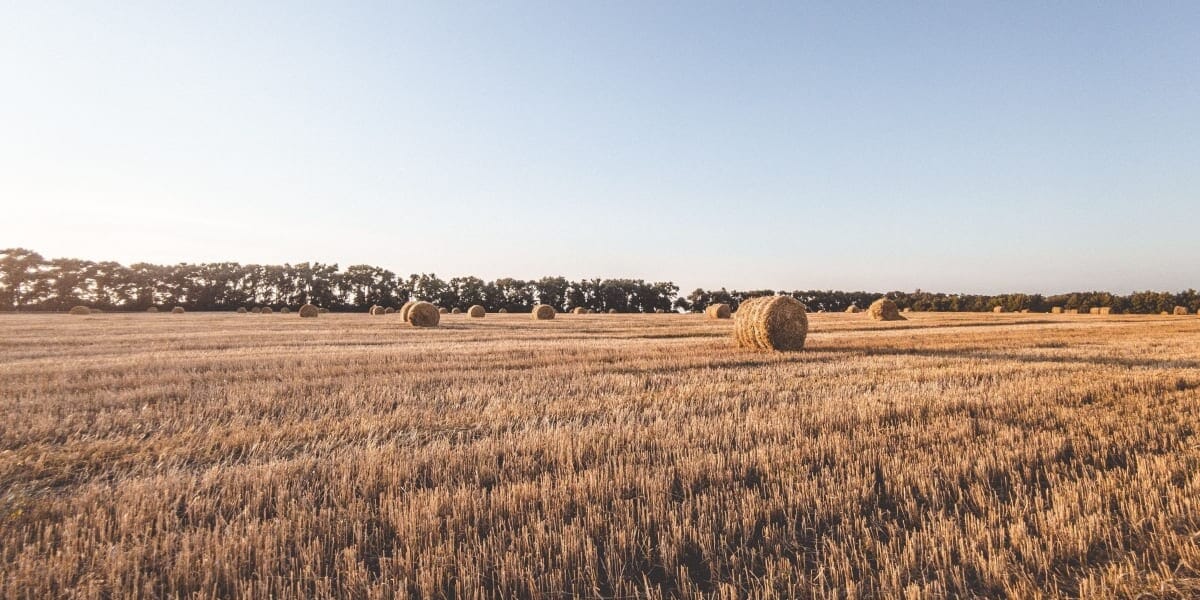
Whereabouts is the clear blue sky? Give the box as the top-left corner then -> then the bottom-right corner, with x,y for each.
2,2 -> 1197,294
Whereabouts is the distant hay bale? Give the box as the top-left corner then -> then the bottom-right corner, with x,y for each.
451,308 -> 462,314
992,306 -> 1005,313
901,307 -> 912,313
279,307 -> 290,314
1066,308 -> 1079,314
867,298 -> 905,321
299,304 -> 319,318
1098,307 -> 1112,315
438,307 -> 448,314
407,301 -> 440,327
532,304 -> 556,320
572,307 -> 586,315
608,309 -> 617,314
1174,306 -> 1188,316
384,307 -> 395,314
318,308 -> 329,314
171,307 -> 185,314
844,305 -> 860,313
69,306 -> 91,316
147,307 -> 159,313
733,296 -> 809,352
1161,311 -> 1169,316
399,301 -> 416,322
468,305 -> 485,318
1089,307 -> 1101,315
1051,307 -> 1063,314
260,307 -> 273,314
369,305 -> 385,316
705,303 -> 732,319
498,308 -> 508,314
655,308 -> 666,313
236,307 -> 247,314
1020,309 -> 1030,313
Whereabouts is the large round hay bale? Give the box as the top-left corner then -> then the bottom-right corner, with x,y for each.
992,306 -> 1005,313
572,307 -> 586,315
451,307 -> 462,314
844,305 -> 860,313
399,301 -> 416,322
236,307 -> 247,314
384,307 -> 395,315
1174,306 -> 1188,316
171,306 -> 185,314
498,308 -> 508,314
260,306 -> 273,314
69,305 -> 91,316
147,306 -> 159,313
407,301 -> 440,327
705,303 -> 732,319
299,304 -> 319,318
532,304 -> 555,320
1051,306 -> 1063,314
733,296 -> 808,352
867,298 -> 905,321
438,307 -> 449,314
280,307 -> 290,314
468,305 -> 485,318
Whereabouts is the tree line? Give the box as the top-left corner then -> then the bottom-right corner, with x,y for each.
2,248 -> 1197,314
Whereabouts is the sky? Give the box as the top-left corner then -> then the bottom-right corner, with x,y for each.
2,2 -> 1198,295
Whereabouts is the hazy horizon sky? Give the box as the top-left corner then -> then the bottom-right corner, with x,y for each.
2,2 -> 1198,295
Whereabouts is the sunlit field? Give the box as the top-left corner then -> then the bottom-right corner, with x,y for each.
2,311 -> 1199,598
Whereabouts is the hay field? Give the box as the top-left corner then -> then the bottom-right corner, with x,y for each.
2,312 -> 1199,598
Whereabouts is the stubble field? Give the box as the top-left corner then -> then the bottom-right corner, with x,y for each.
2,311 -> 1199,599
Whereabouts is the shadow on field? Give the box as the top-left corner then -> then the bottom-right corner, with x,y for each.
805,345 -> 1200,370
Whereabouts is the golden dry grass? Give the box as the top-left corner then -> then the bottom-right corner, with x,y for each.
2,312 -> 1199,598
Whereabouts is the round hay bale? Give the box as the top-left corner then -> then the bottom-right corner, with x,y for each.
867,298 -> 905,321
498,308 -> 508,314
1020,309 -> 1031,313
299,304 -> 319,318
384,307 -> 395,315
655,308 -> 666,313
1088,307 -> 1101,315
572,307 -> 586,315
399,301 -> 416,322
844,305 -> 860,313
1174,306 -> 1188,316
468,305 -> 485,318
369,305 -> 385,316
438,307 -> 448,314
608,309 -> 617,314
147,306 -> 159,313
171,306 -> 185,314
705,303 -> 732,319
901,307 -> 912,313
407,301 -> 440,327
236,307 -> 247,314
280,307 -> 290,314
1161,311 -> 1170,316
451,308 -> 462,314
1051,307 -> 1063,314
260,307 -> 273,314
992,306 -> 1005,313
733,296 -> 808,352
1065,308 -> 1079,314
532,304 -> 555,320
69,305 -> 91,316
1098,307 -> 1112,315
